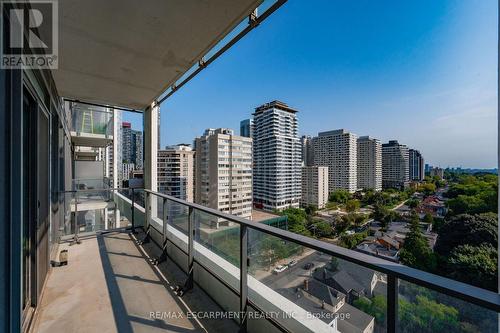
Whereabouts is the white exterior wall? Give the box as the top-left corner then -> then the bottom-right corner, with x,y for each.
313,129 -> 357,193
357,136 -> 382,191
301,166 -> 329,208
253,102 -> 302,211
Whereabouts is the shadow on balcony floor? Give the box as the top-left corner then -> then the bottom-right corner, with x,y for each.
31,230 -> 238,333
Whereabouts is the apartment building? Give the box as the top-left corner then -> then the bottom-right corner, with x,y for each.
122,122 -> 143,168
301,135 -> 314,167
382,140 -> 410,189
301,166 -> 329,209
430,167 -> 445,180
194,128 -> 253,220
357,136 -> 382,191
253,101 -> 302,211
409,149 -> 425,181
313,129 -> 358,193
240,118 -> 254,138
158,144 -> 195,202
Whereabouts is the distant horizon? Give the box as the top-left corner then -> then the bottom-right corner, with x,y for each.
123,0 -> 498,169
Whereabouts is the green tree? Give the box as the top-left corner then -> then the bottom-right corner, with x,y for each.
345,199 -> 360,213
399,216 -> 436,271
329,189 -> 351,204
334,215 -> 350,234
399,295 -> 460,333
406,198 -> 419,209
340,231 -> 367,249
310,219 -> 333,238
353,295 -> 387,324
418,182 -> 437,196
446,244 -> 498,292
435,213 -> 497,256
423,213 -> 433,224
304,204 -> 317,215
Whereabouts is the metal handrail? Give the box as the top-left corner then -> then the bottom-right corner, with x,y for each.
143,189 -> 500,314
59,187 -> 141,194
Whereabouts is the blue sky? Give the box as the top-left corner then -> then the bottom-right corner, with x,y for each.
124,0 -> 498,168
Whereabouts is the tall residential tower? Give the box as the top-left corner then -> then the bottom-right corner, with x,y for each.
253,101 -> 301,211
313,129 -> 358,193
382,140 -> 409,189
158,144 -> 195,202
194,128 -> 253,220
409,149 -> 425,181
357,136 -> 382,191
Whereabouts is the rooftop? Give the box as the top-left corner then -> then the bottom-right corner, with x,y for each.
254,100 -> 299,114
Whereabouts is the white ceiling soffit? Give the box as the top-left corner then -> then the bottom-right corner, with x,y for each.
51,0 -> 262,110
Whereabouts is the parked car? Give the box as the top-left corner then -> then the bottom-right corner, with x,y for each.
287,260 -> 298,267
273,265 -> 288,274
303,262 -> 315,270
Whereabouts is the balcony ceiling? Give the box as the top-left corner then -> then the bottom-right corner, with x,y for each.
50,0 -> 262,110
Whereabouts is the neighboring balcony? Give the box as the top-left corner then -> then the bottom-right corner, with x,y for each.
70,103 -> 114,147
32,188 -> 500,333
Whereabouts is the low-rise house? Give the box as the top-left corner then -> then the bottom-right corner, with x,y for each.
296,279 -> 375,333
417,195 -> 447,217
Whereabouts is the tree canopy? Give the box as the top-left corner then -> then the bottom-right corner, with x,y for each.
435,213 -> 497,256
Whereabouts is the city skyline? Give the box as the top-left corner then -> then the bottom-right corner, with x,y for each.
123,0 -> 497,169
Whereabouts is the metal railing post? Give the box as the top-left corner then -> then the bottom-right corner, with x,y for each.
150,198 -> 170,266
163,198 -> 168,241
177,206 -> 194,296
137,191 -> 151,244
70,191 -> 81,245
239,225 -> 248,332
387,274 -> 398,333
130,188 -> 136,233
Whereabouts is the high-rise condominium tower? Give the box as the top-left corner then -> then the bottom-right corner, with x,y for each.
194,128 -> 253,220
301,166 -> 329,209
240,119 -> 254,138
158,144 -> 195,202
313,129 -> 358,193
121,122 -> 143,170
253,101 -> 301,211
301,135 -> 314,166
409,149 -> 425,181
382,140 -> 409,189
357,136 -> 382,191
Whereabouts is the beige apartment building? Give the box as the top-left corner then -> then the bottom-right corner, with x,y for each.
301,166 -> 329,209
194,128 -> 253,223
357,136 -> 382,191
158,144 -> 195,202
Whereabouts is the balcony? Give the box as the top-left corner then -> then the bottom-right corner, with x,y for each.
70,103 -> 114,148
32,188 -> 500,333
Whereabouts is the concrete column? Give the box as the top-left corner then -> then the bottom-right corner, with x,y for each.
115,208 -> 120,228
112,108 -> 119,188
104,207 -> 109,229
144,102 -> 158,220
144,101 -> 158,192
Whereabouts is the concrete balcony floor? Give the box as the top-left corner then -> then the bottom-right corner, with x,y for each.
31,230 -> 238,333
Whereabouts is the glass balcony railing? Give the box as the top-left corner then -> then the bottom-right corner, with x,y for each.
58,188 -> 500,332
59,188 -> 145,241
72,178 -> 111,191
70,103 -> 113,136
140,189 -> 500,333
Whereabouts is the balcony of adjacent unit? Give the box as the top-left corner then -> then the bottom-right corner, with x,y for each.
69,102 -> 114,148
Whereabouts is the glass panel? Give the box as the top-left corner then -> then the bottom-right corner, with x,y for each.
167,199 -> 189,235
71,103 -> 113,136
194,209 -> 240,267
72,178 -> 111,190
397,280 -> 497,333
248,228 -> 386,332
